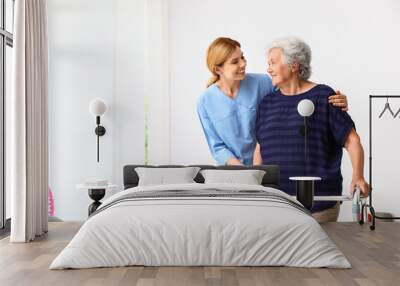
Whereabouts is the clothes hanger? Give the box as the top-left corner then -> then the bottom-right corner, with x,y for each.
394,107 -> 400,118
378,97 -> 395,118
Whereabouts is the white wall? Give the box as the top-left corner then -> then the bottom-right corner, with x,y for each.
112,0 -> 146,188
146,0 -> 171,165
165,0 -> 400,220
48,0 -> 146,220
48,0 -> 400,221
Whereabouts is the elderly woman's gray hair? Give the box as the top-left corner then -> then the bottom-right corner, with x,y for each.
267,37 -> 312,80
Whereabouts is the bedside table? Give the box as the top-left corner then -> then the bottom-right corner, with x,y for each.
289,176 -> 321,210
77,184 -> 117,216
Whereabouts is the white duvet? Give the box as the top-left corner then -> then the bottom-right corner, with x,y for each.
50,183 -> 351,269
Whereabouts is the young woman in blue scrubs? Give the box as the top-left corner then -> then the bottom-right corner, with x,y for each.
197,37 -> 348,166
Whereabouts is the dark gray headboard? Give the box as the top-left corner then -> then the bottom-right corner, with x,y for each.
123,165 -> 280,189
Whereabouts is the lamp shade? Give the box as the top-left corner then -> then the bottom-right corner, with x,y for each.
297,99 -> 315,117
89,98 -> 107,116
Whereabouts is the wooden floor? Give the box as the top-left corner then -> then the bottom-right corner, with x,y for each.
0,222 -> 399,286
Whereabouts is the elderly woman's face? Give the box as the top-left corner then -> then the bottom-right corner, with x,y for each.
267,48 -> 293,87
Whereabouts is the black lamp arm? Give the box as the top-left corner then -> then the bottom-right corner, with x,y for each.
94,116 -> 106,162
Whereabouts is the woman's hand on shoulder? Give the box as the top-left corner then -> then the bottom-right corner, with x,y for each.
328,90 -> 348,112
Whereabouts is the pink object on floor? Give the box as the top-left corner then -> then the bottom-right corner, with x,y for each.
48,188 -> 55,216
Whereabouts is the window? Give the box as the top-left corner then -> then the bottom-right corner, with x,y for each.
0,0 -> 14,233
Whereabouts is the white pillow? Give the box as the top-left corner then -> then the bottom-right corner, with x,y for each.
200,169 -> 266,185
135,167 -> 200,186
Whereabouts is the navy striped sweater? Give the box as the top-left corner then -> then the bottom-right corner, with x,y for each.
256,84 -> 355,212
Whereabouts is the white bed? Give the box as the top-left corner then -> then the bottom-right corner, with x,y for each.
50,183 -> 351,269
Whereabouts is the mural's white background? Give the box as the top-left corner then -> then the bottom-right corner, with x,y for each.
48,0 -> 146,220
48,0 -> 400,221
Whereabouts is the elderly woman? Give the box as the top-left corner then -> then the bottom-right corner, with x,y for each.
254,37 -> 369,222
198,37 -> 348,166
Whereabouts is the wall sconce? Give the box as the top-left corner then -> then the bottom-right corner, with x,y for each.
89,98 -> 107,162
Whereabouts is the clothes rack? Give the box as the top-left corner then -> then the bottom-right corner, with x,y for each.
362,95 -> 400,230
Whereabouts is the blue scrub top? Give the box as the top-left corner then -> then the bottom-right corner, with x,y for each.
197,73 -> 273,165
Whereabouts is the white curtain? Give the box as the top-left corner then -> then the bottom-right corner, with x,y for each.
9,0 -> 48,242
